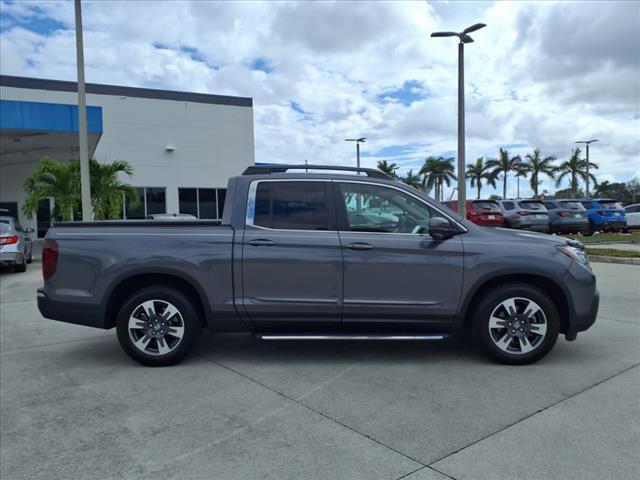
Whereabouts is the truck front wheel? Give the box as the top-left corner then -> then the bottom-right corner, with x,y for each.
116,286 -> 202,366
473,284 -> 560,365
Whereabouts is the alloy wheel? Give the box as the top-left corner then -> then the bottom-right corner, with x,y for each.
128,299 -> 185,356
487,297 -> 547,355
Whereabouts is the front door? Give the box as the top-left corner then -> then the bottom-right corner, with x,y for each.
241,180 -> 342,330
335,181 -> 464,329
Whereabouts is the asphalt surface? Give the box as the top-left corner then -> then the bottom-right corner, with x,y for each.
1,263 -> 638,480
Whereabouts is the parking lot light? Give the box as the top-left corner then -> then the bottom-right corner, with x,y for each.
575,140 -> 598,197
431,23 -> 486,218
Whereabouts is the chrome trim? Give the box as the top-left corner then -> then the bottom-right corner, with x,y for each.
343,299 -> 440,306
257,335 -> 447,341
244,178 -> 467,235
249,297 -> 339,304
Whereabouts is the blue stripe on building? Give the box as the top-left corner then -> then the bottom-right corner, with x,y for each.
0,99 -> 103,134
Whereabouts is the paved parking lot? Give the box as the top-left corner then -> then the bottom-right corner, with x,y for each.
1,263 -> 639,480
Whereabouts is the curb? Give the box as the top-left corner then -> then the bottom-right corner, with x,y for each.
588,255 -> 640,266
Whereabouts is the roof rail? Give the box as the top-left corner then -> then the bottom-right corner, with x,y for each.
242,164 -> 391,179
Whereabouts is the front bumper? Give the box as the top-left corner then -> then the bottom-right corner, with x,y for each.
565,290 -> 599,340
37,288 -> 109,329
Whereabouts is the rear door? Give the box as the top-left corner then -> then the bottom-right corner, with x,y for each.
335,181 -> 464,328
241,180 -> 343,329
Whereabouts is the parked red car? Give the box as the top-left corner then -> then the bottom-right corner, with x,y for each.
442,200 -> 504,227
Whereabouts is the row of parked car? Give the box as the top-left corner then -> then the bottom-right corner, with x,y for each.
442,198 -> 639,235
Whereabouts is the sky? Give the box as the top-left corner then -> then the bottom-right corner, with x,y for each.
1,0 -> 639,199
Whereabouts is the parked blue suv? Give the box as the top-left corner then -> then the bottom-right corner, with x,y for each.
578,198 -> 627,234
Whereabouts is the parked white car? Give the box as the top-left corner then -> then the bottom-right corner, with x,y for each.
624,204 -> 640,229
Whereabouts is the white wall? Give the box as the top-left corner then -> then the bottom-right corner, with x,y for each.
0,85 -> 255,228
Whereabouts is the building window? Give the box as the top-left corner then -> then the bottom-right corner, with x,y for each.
125,187 -> 166,218
178,188 -> 227,219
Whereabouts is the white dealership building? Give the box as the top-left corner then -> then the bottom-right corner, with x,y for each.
0,75 -> 255,237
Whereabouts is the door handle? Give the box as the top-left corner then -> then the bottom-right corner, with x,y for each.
346,242 -> 374,251
248,239 -> 275,247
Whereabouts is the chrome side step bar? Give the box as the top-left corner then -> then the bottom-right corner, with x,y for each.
256,334 -> 449,341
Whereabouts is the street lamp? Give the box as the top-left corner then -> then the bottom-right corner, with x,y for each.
431,22 -> 486,218
345,137 -> 366,170
575,139 -> 598,197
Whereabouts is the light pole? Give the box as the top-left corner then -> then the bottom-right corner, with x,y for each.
345,137 -> 366,170
431,23 -> 486,218
575,139 -> 598,197
74,0 -> 92,221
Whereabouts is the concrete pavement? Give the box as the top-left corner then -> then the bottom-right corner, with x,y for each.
1,263 -> 639,480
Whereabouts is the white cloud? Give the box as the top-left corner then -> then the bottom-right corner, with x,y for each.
1,0 -> 638,199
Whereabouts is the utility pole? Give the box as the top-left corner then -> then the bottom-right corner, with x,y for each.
75,0 -> 92,221
575,139 -> 598,197
431,23 -> 486,218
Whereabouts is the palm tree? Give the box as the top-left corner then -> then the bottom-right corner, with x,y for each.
401,169 -> 423,190
420,156 -> 456,201
465,157 -> 494,199
23,156 -> 138,221
594,181 -> 612,198
553,147 -> 598,198
23,157 -> 80,221
89,158 -> 139,219
377,160 -> 398,179
487,148 -> 519,199
525,148 -> 556,197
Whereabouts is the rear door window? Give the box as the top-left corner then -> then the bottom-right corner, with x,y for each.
253,181 -> 330,231
543,201 -> 556,210
580,201 -> 593,209
502,201 -> 515,210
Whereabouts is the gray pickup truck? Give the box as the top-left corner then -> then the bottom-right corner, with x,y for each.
38,165 -> 599,366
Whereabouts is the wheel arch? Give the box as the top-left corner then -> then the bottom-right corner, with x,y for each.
460,273 -> 572,335
104,271 -> 209,330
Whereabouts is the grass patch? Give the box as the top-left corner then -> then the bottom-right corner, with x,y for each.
586,248 -> 640,258
561,231 -> 640,244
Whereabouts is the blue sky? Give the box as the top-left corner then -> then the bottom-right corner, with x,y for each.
1,0 -> 638,199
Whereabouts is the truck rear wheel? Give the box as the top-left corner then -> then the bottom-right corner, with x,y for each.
116,286 -> 202,366
473,284 -> 560,365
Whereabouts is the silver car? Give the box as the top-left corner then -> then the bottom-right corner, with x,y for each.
542,200 -> 590,234
0,216 -> 34,272
498,199 -> 550,233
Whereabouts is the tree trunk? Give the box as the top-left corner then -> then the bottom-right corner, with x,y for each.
477,182 -> 481,199
503,172 -> 507,199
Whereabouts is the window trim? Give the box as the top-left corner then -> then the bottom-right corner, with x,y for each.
245,179 -> 337,232
333,180 -> 466,236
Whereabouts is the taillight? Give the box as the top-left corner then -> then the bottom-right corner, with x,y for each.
0,235 -> 18,246
42,239 -> 59,281
517,211 -> 529,216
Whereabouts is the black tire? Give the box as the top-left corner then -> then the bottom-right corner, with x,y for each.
14,257 -> 27,273
473,283 -> 560,365
26,251 -> 33,264
116,286 -> 202,366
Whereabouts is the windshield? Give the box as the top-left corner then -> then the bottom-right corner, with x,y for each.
519,201 -> 547,211
598,201 -> 623,209
472,201 -> 500,212
559,201 -> 585,210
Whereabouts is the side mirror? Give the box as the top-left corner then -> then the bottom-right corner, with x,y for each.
429,217 -> 455,240
25,227 -> 35,234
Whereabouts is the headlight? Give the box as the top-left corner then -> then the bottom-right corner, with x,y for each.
558,245 -> 591,270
